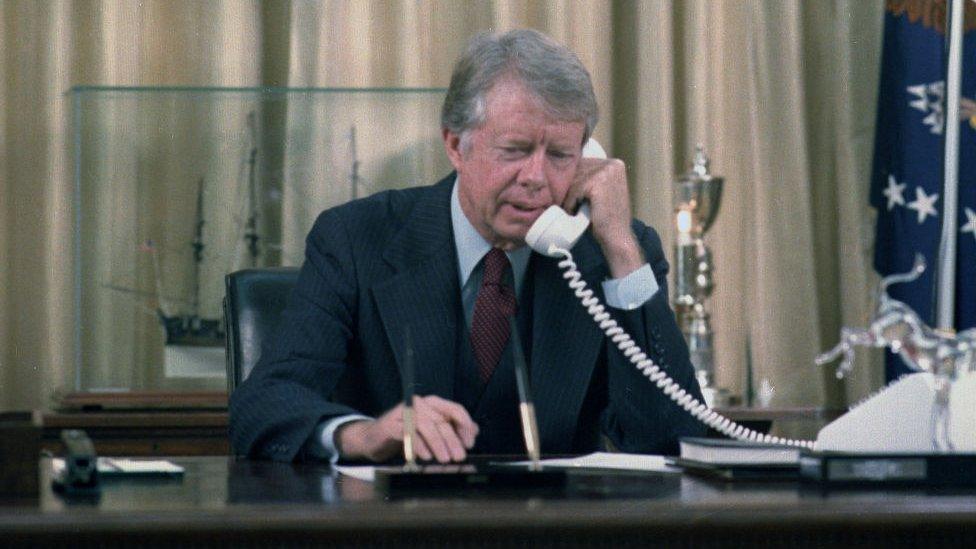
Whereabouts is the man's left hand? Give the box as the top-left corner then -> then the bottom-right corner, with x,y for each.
562,157 -> 644,278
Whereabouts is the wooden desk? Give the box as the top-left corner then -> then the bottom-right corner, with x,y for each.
710,406 -> 845,436
713,406 -> 845,423
2,456 -> 975,547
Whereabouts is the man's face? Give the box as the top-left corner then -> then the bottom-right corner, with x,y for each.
443,77 -> 585,250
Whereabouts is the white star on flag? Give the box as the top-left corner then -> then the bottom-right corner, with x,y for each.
962,208 -> 976,243
906,81 -> 945,134
883,175 -> 906,210
906,187 -> 939,224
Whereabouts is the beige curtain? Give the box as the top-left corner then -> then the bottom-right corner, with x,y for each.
0,0 -> 884,422
609,1 -> 884,434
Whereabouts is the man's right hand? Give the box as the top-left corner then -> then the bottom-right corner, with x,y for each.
335,395 -> 479,463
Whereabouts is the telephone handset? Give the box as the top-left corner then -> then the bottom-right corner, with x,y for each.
523,138 -> 602,257
524,200 -> 590,258
526,139 -> 813,449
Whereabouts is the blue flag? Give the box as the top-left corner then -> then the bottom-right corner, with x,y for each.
870,2 -> 976,382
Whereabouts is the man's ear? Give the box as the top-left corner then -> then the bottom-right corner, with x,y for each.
442,128 -> 464,170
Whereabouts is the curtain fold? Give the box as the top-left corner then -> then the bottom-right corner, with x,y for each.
0,0 -> 7,411
0,0 -> 883,420
829,1 -> 886,403
743,1 -> 824,407
1,0 -> 78,408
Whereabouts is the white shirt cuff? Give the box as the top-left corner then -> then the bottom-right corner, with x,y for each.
309,414 -> 372,464
601,263 -> 658,310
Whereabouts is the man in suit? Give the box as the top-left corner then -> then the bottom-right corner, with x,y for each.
229,29 -> 705,463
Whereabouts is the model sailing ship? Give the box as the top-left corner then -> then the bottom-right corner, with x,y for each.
112,114 -> 367,352
152,176 -> 226,347
142,112 -> 266,349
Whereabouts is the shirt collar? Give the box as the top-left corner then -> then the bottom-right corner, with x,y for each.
451,177 -> 531,292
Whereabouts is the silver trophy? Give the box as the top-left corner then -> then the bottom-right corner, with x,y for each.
673,146 -> 730,407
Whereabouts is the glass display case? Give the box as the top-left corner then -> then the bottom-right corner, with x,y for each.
71,86 -> 450,399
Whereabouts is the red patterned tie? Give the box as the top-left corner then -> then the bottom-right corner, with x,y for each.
471,248 -> 518,383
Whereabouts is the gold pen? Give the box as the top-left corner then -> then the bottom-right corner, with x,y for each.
401,328 -> 419,471
402,404 -> 418,471
508,316 -> 542,471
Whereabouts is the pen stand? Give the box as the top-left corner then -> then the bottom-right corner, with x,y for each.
382,318 -> 567,494
376,463 -> 566,495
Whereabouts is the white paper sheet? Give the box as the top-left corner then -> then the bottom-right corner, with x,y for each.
52,457 -> 184,476
334,465 -> 377,482
509,452 -> 680,473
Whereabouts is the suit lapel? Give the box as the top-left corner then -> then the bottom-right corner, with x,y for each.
530,234 -> 607,451
372,177 -> 460,400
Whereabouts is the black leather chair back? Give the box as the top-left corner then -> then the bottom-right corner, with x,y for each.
224,267 -> 300,392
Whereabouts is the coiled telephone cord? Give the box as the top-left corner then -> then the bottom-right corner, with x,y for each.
552,246 -> 816,450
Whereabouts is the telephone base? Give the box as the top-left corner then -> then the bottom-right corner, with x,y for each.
800,451 -> 976,487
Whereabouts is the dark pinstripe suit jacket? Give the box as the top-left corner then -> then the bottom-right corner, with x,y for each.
229,174 -> 705,462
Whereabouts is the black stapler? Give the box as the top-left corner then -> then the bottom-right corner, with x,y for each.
52,429 -> 100,496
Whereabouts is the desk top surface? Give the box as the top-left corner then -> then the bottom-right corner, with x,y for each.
4,456 -> 976,546
7,456 -> 976,520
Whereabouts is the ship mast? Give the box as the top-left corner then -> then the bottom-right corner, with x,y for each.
244,111 -> 260,267
191,177 -> 205,317
350,125 -> 360,200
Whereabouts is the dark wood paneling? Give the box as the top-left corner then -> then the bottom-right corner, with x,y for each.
42,411 -> 230,456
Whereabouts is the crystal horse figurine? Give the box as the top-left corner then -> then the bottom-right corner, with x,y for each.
815,254 -> 976,451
